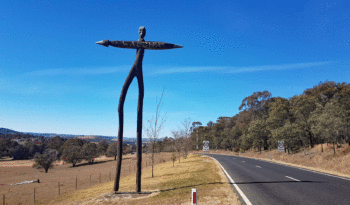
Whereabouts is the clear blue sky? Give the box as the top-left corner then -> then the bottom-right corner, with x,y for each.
1,0 -> 349,139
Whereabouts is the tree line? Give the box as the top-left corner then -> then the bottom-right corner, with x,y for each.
188,81 -> 350,155
0,134 -> 138,172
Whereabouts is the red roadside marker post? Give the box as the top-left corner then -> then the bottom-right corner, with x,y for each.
192,188 -> 197,205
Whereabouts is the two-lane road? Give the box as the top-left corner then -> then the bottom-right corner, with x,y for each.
199,153 -> 350,205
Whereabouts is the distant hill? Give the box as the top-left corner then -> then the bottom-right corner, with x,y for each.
0,127 -> 165,144
0,127 -> 21,134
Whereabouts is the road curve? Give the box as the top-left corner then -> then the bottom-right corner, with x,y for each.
199,153 -> 350,205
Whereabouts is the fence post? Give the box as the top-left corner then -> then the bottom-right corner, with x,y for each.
3,194 -> 5,205
34,188 -> 36,204
76,175 -> 77,190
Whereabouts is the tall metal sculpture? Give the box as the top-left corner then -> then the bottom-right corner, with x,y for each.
96,26 -> 183,193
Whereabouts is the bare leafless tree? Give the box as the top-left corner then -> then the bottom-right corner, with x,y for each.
180,118 -> 192,158
144,90 -> 166,178
171,118 -> 193,163
172,130 -> 183,163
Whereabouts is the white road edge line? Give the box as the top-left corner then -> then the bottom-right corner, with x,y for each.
285,176 -> 300,181
256,165 -> 261,168
235,154 -> 350,181
200,154 -> 252,205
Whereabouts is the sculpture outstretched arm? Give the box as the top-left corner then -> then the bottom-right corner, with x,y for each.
96,40 -> 110,47
96,40 -> 183,50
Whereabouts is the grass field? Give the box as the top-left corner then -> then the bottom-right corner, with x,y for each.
44,153 -> 241,205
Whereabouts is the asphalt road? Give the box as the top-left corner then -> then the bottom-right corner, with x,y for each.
199,153 -> 350,205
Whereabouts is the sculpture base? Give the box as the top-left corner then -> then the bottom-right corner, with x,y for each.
114,192 -> 153,194
95,190 -> 160,203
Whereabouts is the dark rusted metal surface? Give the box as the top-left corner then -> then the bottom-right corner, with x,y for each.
96,40 -> 183,50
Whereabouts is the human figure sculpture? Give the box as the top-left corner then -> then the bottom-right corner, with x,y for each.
96,26 -> 182,193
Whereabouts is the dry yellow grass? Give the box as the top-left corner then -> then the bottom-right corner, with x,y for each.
44,153 -> 241,205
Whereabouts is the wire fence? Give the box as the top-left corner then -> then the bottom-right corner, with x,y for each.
1,154 -> 176,205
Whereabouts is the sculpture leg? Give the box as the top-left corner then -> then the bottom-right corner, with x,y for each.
114,69 -> 136,192
136,71 -> 144,193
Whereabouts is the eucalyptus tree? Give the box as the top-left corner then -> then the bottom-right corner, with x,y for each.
61,145 -> 83,167
333,83 -> 350,145
207,121 -> 214,127
247,119 -> 269,153
45,136 -> 65,158
235,110 -> 254,137
309,98 -> 348,155
309,102 -> 327,152
96,139 -> 109,156
220,133 -> 232,151
106,142 -> 118,160
191,121 -> 202,150
265,97 -> 297,150
239,91 -> 272,121
82,142 -> 99,164
59,138 -> 85,167
209,125 -> 222,150
216,117 -> 234,149
32,149 -> 58,173
265,97 -> 293,131
239,133 -> 253,152
231,126 -> 242,151
303,81 -> 341,107
289,95 -> 318,148
271,119 -> 304,154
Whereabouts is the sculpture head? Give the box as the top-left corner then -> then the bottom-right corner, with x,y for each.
139,26 -> 146,40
